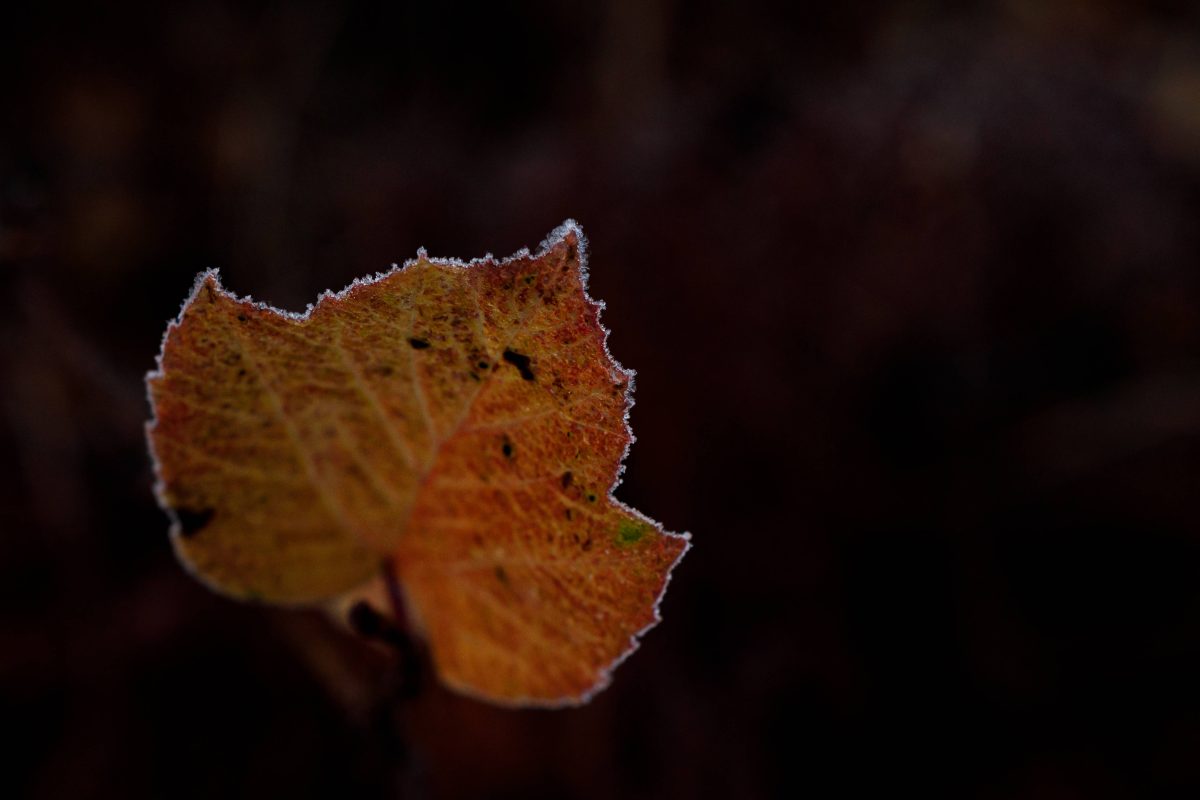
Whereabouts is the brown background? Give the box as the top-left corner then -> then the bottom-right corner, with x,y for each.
4,1 -> 1200,797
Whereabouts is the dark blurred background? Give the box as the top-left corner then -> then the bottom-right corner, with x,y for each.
4,1 -> 1200,797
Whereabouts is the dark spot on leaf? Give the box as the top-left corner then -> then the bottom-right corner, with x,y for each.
237,368 -> 246,377
477,360 -> 489,370
582,537 -> 593,551
469,372 -> 480,381
587,493 -> 597,503
237,313 -> 247,322
524,275 -> 534,285
561,471 -> 573,488
501,437 -> 514,458
495,566 -> 509,585
503,348 -> 535,381
175,507 -> 214,538
565,508 -> 573,520
409,337 -> 430,349
566,243 -> 577,262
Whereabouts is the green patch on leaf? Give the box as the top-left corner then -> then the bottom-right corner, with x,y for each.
616,519 -> 650,546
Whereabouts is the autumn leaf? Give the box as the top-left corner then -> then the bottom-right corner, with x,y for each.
145,221 -> 690,705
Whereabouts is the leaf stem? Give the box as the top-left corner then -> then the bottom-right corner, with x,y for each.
381,556 -> 409,632
379,557 -> 423,699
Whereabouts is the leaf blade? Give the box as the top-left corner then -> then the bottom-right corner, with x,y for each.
146,222 -> 689,703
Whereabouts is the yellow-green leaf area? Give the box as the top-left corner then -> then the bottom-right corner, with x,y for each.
616,518 -> 651,546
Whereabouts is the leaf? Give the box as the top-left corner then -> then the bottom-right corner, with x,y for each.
146,221 -> 690,705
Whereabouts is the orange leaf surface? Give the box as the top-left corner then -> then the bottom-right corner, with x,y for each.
146,222 -> 690,705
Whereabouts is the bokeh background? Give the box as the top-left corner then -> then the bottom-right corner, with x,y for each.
5,1 -> 1200,797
